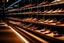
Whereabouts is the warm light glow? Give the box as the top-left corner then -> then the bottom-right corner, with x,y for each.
9,26 -> 29,43
17,27 -> 48,43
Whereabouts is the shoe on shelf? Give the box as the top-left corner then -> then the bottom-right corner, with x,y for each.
27,18 -> 33,22
57,9 -> 63,13
40,28 -> 46,32
52,8 -> 60,13
61,9 -> 64,13
43,10 -> 48,13
56,20 -> 61,25
38,18 -> 45,23
43,30 -> 51,34
48,20 -> 54,23
24,4 -> 33,8
53,31 -> 62,37
47,9 -> 54,14
51,0 -> 63,3
38,1 -> 49,5
32,18 -> 38,22
44,19 -> 50,23
48,18 -> 57,23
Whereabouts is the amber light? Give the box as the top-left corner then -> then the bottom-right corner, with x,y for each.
9,26 -> 29,43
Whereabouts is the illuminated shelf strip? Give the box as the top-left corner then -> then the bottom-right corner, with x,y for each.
9,26 -> 29,43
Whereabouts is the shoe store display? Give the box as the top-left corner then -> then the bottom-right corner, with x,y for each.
7,0 -> 64,42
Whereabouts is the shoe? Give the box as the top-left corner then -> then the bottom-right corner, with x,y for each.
56,20 -> 61,25
44,19 -> 50,23
40,28 -> 46,32
48,20 -> 54,23
43,10 -> 48,13
47,10 -> 54,14
43,30 -> 51,34
48,18 -> 57,23
38,1 -> 49,5
51,0 -> 63,3
25,18 -> 33,21
24,4 -> 33,8
28,4 -> 33,7
52,8 -> 60,13
32,18 -> 38,22
53,31 -> 62,37
57,9 -> 63,13
38,18 -> 45,23
56,21 -> 61,25
59,9 -> 64,13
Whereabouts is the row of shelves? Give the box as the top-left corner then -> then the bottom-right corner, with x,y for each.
7,1 -> 64,12
8,20 -> 64,43
6,17 -> 64,27
8,12 -> 64,16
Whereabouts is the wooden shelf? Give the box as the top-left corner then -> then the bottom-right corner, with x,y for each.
6,18 -> 64,28
7,13 -> 64,16
7,1 -> 64,12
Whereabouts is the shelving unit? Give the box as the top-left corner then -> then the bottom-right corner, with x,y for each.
7,1 -> 64,12
6,0 -> 64,43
